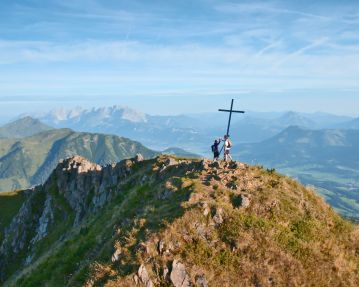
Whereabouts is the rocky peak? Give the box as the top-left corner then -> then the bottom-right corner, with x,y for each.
58,155 -> 102,174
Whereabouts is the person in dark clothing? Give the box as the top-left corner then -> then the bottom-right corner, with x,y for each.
211,138 -> 222,161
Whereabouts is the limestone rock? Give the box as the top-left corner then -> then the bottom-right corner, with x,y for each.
202,202 -> 211,217
111,248 -> 122,262
213,208 -> 224,225
195,275 -> 209,287
135,153 -> 144,162
138,264 -> 154,287
30,194 -> 54,244
60,156 -> 102,173
157,240 -> 165,254
239,194 -> 251,209
163,266 -> 170,280
165,157 -> 178,167
170,260 -> 192,287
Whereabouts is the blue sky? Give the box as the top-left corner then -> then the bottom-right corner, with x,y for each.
0,0 -> 359,116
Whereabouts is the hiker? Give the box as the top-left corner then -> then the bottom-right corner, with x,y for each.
211,138 -> 222,161
223,135 -> 233,162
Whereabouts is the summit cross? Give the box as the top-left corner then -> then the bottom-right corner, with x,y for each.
218,99 -> 245,137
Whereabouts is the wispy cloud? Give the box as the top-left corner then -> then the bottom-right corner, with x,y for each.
0,0 -> 358,112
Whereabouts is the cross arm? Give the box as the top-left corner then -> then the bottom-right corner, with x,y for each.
218,109 -> 245,113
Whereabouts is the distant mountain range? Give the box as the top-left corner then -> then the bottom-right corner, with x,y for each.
0,128 -> 157,192
21,106 -> 357,154
236,126 -> 359,218
4,105 -> 359,218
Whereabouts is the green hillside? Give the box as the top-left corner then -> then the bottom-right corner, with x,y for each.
236,126 -> 359,219
1,155 -> 358,286
0,117 -> 52,139
0,129 -> 157,192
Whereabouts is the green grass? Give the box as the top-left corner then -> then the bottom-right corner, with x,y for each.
0,190 -> 27,242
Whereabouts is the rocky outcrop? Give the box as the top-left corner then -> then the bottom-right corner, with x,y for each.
0,154 -> 145,282
30,193 -> 54,244
138,264 -> 154,287
170,260 -> 192,287
2,154 -> 359,287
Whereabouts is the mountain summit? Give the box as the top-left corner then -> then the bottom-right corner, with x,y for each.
0,116 -> 52,139
1,155 -> 358,286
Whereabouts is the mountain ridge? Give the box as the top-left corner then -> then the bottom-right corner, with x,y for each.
0,128 -> 157,192
1,155 -> 359,286
236,125 -> 359,219
0,116 -> 52,139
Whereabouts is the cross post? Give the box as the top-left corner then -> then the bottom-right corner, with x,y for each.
218,99 -> 245,137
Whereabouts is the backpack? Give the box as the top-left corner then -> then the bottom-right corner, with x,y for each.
211,144 -> 215,152
227,139 -> 232,148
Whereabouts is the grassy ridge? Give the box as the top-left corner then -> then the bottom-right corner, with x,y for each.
2,157 -> 358,286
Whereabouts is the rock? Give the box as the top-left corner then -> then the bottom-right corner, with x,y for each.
135,153 -> 144,162
202,202 -> 211,217
30,194 -> 54,244
194,223 -> 207,240
200,160 -> 209,170
170,260 -> 192,287
60,156 -> 102,173
239,194 -> 251,209
165,157 -> 178,167
133,274 -> 140,285
163,266 -> 170,280
195,275 -> 208,287
157,240 -> 165,254
213,208 -> 224,226
111,248 -> 122,262
25,254 -> 33,265
138,264 -> 154,287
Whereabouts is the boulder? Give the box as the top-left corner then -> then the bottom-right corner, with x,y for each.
135,153 -> 144,162
165,157 -> 178,167
138,264 -> 154,287
170,260 -> 192,287
111,248 -> 122,262
213,208 -> 224,225
239,194 -> 251,209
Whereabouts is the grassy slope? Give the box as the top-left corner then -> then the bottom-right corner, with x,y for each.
236,128 -> 359,220
0,117 -> 52,139
5,157 -> 359,287
0,129 -> 73,192
0,190 -> 27,243
0,129 -> 157,192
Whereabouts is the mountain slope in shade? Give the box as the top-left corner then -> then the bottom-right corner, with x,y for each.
0,128 -> 157,192
236,126 -> 359,219
0,117 -> 52,139
337,118 -> 359,129
1,156 -> 358,286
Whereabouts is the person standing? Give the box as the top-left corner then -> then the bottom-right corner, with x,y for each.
223,135 -> 233,161
211,138 -> 221,161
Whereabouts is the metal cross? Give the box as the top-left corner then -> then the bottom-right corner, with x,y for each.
218,99 -> 245,137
